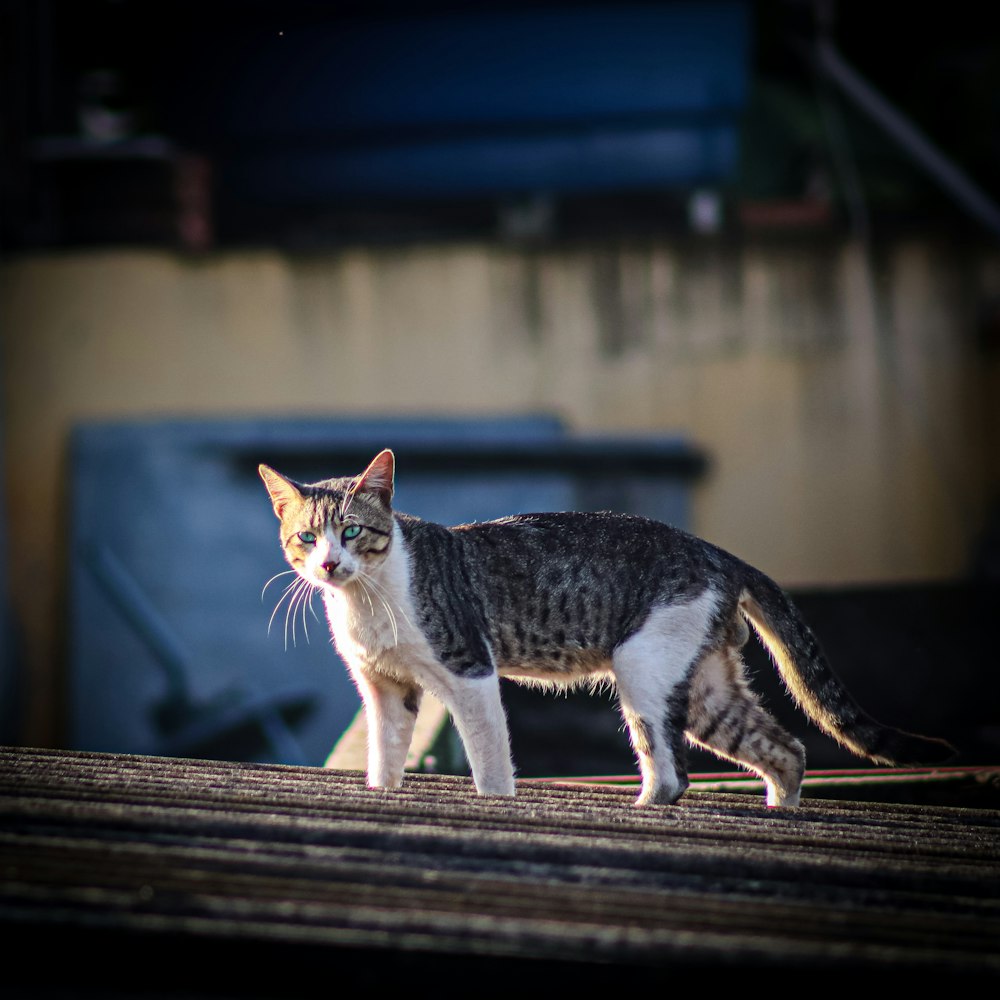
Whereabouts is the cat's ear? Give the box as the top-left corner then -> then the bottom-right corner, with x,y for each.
259,465 -> 304,519
353,449 -> 395,505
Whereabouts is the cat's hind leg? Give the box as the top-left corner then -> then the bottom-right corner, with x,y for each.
613,592 -> 721,806
687,644 -> 806,807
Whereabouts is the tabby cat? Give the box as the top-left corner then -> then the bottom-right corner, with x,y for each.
260,450 -> 951,807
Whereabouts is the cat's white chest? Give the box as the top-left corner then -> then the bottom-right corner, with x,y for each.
321,524 -> 429,679
323,589 -> 392,663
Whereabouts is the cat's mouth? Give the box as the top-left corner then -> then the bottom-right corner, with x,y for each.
314,565 -> 356,589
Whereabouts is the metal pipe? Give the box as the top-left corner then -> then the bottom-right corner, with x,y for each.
815,39 -> 1000,241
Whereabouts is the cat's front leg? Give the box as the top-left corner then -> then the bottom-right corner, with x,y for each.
352,667 -> 422,789
438,673 -> 515,797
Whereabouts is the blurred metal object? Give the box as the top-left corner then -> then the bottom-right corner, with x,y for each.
813,37 -> 1000,241
84,543 -> 314,764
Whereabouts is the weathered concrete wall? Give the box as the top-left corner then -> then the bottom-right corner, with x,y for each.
3,238 -> 998,743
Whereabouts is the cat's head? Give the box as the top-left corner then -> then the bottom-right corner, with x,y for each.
259,449 -> 395,590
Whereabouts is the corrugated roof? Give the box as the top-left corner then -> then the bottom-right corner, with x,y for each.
2,747 -> 998,993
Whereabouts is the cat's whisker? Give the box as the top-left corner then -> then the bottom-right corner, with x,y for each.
371,584 -> 399,645
369,589 -> 398,647
261,569 -> 297,602
288,577 -> 315,648
356,576 -> 376,615
354,576 -> 375,618
267,578 -> 301,637
299,579 -> 317,643
358,571 -> 405,645
359,571 -> 396,624
360,569 -> 413,631
306,586 -> 321,623
282,576 -> 304,649
283,583 -> 295,650
290,579 -> 302,646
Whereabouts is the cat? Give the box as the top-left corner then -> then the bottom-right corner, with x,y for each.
260,449 -> 952,807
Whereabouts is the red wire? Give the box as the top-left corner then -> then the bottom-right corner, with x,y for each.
525,764 -> 1000,786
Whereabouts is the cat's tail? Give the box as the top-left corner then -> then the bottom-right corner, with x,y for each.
739,569 -> 955,766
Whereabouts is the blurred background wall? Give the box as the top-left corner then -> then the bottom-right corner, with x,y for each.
2,0 -> 999,754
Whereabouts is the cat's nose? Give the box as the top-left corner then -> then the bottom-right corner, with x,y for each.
322,560 -> 339,575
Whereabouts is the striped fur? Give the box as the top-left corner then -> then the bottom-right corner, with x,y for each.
261,450 -> 952,807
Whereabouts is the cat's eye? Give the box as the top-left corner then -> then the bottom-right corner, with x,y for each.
297,531 -> 316,544
342,525 -> 362,540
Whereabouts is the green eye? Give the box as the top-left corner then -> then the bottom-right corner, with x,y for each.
342,524 -> 362,540
297,531 -> 316,544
